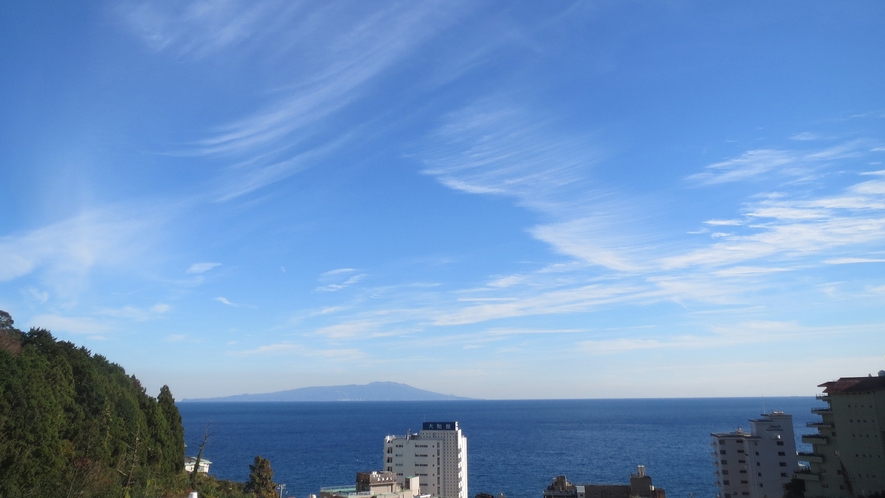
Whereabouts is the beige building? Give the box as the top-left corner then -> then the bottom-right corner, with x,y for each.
711,412 -> 799,498
798,372 -> 885,498
320,471 -> 422,498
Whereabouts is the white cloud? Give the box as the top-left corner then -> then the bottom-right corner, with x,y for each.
98,304 -> 172,321
704,219 -> 743,226
187,262 -> 221,274
228,342 -> 301,356
0,209 -> 158,285
26,287 -> 49,303
151,303 -> 172,313
129,1 -> 468,201
824,257 -> 885,264
213,297 -> 256,309
686,142 -> 865,185
321,268 -> 355,277
30,314 -> 112,335
315,273 -> 367,292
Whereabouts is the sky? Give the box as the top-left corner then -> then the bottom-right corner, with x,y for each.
1,1 -> 884,400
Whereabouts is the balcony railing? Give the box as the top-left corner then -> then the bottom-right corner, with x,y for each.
801,434 -> 828,445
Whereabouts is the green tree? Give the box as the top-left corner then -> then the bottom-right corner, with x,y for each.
244,456 -> 276,498
157,384 -> 185,474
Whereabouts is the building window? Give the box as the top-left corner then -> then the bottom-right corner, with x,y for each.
778,452 -> 785,456
781,473 -> 788,478
776,441 -> 784,446
738,460 -> 745,464
723,470 -> 729,475
739,470 -> 747,474
723,481 -> 730,485
721,460 -> 728,464
721,450 -> 727,455
720,440 -> 726,444
779,462 -> 787,467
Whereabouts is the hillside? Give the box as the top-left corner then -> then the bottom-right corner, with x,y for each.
184,381 -> 471,402
0,310 -> 185,497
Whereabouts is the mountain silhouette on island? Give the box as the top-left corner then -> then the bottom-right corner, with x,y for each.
182,381 -> 471,402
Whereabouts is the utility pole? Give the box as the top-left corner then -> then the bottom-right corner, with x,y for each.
277,483 -> 287,498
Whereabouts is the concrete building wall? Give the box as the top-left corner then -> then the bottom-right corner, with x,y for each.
712,412 -> 799,498
384,421 -> 467,498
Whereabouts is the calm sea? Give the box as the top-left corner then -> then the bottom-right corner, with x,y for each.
178,398 -> 818,498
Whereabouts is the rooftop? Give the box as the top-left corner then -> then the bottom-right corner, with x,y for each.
819,375 -> 885,394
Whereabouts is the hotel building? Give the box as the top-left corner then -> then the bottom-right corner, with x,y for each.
711,412 -> 799,498
798,373 -> 885,498
384,421 -> 468,498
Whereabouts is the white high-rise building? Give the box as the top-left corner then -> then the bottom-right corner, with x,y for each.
384,421 -> 467,498
711,412 -> 799,498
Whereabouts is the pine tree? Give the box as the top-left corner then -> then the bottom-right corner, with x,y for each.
245,456 -> 276,498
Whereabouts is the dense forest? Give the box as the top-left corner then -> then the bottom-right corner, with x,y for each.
0,310 -> 272,498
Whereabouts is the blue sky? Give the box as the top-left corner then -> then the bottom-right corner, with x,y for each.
2,1 -> 884,399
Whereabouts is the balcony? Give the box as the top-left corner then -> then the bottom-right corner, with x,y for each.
815,394 -> 829,401
806,421 -> 832,429
793,469 -> 820,482
811,407 -> 832,415
797,452 -> 824,464
802,435 -> 828,445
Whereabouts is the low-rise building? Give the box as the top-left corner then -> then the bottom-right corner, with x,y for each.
321,471 -> 423,498
543,466 -> 665,498
184,456 -> 211,474
711,412 -> 799,498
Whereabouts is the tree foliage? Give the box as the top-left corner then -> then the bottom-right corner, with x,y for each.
244,456 -> 277,498
0,311 -> 186,497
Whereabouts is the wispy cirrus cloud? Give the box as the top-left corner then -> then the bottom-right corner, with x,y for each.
419,102 -> 599,208
686,141 -> 869,185
227,342 -> 301,356
29,314 -> 113,335
187,262 -> 221,274
120,0 -> 297,59
315,269 -> 367,292
98,304 -> 172,321
123,1 -> 468,201
214,296 -> 254,308
578,320 -> 865,355
0,208 -> 163,299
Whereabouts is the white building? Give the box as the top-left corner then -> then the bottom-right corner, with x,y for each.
384,421 -> 467,498
711,412 -> 799,498
184,456 -> 211,474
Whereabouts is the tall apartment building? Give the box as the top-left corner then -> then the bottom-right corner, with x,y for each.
798,372 -> 885,498
384,421 -> 468,498
711,412 -> 799,498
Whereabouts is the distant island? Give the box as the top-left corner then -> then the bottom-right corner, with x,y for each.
182,381 -> 472,402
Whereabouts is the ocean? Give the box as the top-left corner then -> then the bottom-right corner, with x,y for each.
178,397 -> 818,498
